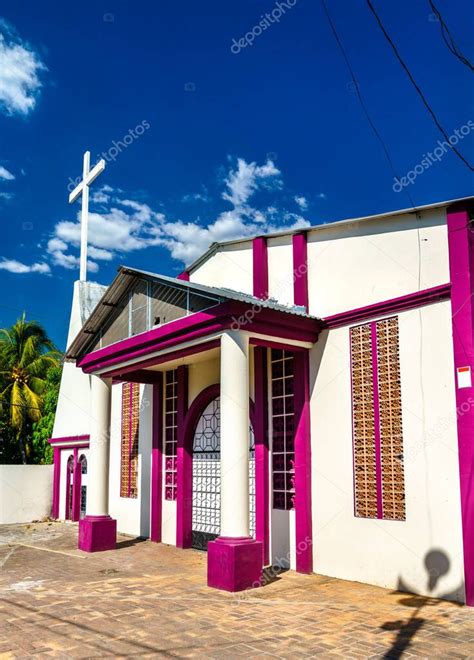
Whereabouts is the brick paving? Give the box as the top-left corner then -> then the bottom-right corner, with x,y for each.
0,522 -> 473,658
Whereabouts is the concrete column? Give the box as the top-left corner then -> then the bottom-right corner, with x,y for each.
86,376 -> 111,516
78,375 -> 116,552
220,330 -> 250,538
207,331 -> 263,592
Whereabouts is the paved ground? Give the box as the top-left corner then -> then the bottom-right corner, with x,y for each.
0,523 -> 473,658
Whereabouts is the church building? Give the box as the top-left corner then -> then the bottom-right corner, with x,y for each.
50,196 -> 474,605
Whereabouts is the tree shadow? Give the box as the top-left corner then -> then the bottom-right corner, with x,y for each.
380,549 -> 464,659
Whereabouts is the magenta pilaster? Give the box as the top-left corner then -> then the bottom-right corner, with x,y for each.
292,232 -> 309,311
253,237 -> 268,299
52,447 -> 61,519
447,202 -> 474,606
150,375 -> 163,542
293,350 -> 313,573
254,346 -> 270,566
71,447 -> 81,522
176,365 -> 190,548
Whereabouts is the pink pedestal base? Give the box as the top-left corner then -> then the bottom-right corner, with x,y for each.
78,515 -> 117,552
207,536 -> 263,592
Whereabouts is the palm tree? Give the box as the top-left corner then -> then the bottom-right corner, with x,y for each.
0,314 -> 61,463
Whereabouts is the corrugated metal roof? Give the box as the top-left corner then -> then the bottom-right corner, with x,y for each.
66,266 -> 316,360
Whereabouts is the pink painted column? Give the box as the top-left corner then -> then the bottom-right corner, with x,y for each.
71,447 -> 81,522
292,232 -> 309,311
52,447 -> 61,519
254,346 -> 270,566
253,237 -> 268,299
150,375 -> 163,542
176,365 -> 190,548
293,349 -> 313,573
447,202 -> 474,606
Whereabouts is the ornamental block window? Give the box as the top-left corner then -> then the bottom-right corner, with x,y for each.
120,382 -> 140,498
350,316 -> 405,521
164,369 -> 178,501
271,349 -> 295,510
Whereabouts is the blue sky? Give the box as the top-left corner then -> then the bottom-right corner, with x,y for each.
0,0 -> 472,348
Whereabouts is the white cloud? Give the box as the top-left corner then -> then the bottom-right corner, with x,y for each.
222,158 -> 281,206
317,192 -> 327,200
294,195 -> 308,210
46,157 -> 314,272
0,165 -> 14,180
0,258 -> 50,274
0,192 -> 13,200
0,21 -> 46,116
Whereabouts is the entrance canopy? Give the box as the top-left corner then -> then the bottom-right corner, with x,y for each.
66,266 -> 322,379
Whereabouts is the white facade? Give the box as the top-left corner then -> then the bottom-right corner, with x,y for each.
53,200 -> 469,602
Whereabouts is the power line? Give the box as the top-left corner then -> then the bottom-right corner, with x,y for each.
320,0 -> 417,209
366,0 -> 474,172
428,0 -> 474,73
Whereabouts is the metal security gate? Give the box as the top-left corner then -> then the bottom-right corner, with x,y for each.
191,397 -> 256,551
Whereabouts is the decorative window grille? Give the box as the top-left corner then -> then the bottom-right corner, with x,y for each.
164,370 -> 178,501
350,317 -> 405,521
271,349 -> 295,510
120,382 -> 140,498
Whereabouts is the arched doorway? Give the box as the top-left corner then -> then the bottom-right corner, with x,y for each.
79,455 -> 88,519
66,455 -> 74,520
191,395 -> 256,551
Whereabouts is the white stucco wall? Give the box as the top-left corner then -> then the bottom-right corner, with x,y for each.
109,383 -> 152,537
0,465 -> 53,523
53,280 -> 106,439
190,209 -> 449,319
189,242 -> 253,294
307,208 -> 449,317
310,300 -> 465,601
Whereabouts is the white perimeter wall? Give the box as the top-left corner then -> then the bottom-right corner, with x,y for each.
310,300 -> 465,601
109,383 -> 152,537
0,465 -> 53,523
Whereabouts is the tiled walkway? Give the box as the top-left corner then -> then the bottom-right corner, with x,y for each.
0,522 -> 473,658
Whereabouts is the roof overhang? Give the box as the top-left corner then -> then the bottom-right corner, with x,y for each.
76,299 -> 321,376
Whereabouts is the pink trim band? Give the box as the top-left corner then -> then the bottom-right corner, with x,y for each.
447,203 -> 474,606
292,232 -> 309,311
48,434 -> 90,446
253,237 -> 268,299
324,284 -> 450,329
150,376 -> 163,542
177,271 -> 190,281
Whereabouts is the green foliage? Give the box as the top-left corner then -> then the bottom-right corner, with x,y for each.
0,314 -> 62,464
31,366 -> 62,464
